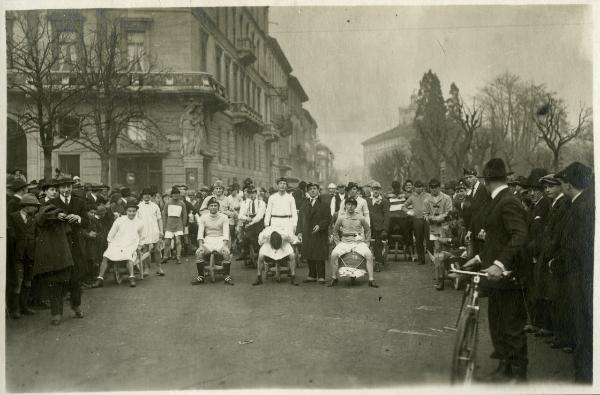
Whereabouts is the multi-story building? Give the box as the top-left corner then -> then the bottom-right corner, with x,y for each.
361,95 -> 417,181
315,142 -> 334,184
6,7 -> 324,192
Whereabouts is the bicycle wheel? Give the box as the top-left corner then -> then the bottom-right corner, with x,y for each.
450,308 -> 479,384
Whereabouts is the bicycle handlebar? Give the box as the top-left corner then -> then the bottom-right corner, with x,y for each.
449,268 -> 488,278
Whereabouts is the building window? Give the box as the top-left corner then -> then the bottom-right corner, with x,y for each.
229,130 -> 233,165
215,46 -> 222,82
127,31 -> 147,72
59,154 -> 80,177
239,72 -> 245,103
218,129 -> 223,163
126,120 -> 147,142
232,8 -> 237,43
235,131 -> 239,167
257,87 -> 261,114
199,29 -> 208,71
58,115 -> 81,139
233,64 -> 238,101
55,30 -> 79,71
224,56 -> 231,97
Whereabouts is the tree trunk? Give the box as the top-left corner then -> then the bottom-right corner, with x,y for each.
552,150 -> 560,172
43,149 -> 53,180
100,154 -> 110,185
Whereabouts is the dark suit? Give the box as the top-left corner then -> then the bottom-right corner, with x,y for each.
48,195 -> 88,309
525,197 -> 551,329
7,194 -> 22,217
540,195 -> 572,348
465,183 -> 491,255
558,189 -> 595,383
480,186 -> 529,368
298,196 -> 331,279
367,196 -> 390,265
7,211 -> 37,313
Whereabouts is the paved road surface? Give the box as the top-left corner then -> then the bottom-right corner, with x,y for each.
6,255 -> 575,391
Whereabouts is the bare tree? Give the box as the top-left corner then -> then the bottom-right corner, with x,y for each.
445,82 -> 483,173
369,148 -> 414,188
7,11 -> 83,179
534,95 -> 592,171
71,10 -> 165,185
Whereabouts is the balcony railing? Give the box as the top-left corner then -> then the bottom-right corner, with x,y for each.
236,38 -> 257,66
8,70 -> 229,111
230,101 -> 264,133
279,157 -> 292,170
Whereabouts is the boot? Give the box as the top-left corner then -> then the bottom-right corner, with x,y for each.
290,275 -> 299,286
91,277 -> 104,288
252,276 -> 263,286
20,287 -> 36,315
8,293 -> 21,319
483,360 -> 511,382
508,363 -> 528,383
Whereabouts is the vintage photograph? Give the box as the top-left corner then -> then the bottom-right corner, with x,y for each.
3,1 -> 595,392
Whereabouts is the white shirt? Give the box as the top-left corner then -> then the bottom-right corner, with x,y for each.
137,200 -> 162,244
330,192 -> 346,216
552,193 -> 564,208
239,198 -> 266,225
339,196 -> 370,225
490,184 -> 509,200
264,192 -> 298,231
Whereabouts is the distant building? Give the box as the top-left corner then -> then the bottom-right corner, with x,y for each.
315,142 -> 334,184
361,94 -> 416,181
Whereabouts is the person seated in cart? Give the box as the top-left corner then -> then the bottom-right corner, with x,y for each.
191,198 -> 233,285
92,201 -> 144,288
328,197 -> 379,288
252,177 -> 299,286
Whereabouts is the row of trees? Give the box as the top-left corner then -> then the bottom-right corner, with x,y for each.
8,10 -> 162,183
371,69 -> 592,183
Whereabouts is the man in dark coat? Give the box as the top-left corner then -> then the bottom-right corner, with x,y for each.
554,162 -> 594,383
462,168 -> 491,257
537,174 -> 572,352
7,178 -> 29,216
7,194 -> 41,318
522,168 -> 551,335
48,176 -> 88,318
464,158 -> 529,382
367,181 -> 390,271
298,182 -> 331,284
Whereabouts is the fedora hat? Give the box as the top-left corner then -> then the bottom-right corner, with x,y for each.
20,193 -> 41,207
8,179 -> 28,191
55,175 -> 75,186
555,161 -> 593,189
479,158 -> 513,179
526,168 -> 549,189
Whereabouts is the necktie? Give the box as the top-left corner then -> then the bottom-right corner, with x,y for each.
251,200 -> 255,216
311,198 -> 316,206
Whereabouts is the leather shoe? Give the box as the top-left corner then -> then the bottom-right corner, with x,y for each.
290,275 -> 299,286
129,277 -> 137,288
483,360 -> 511,382
327,278 -> 338,287
252,277 -> 263,286
368,280 -> 379,288
73,307 -> 84,318
92,278 -> 104,288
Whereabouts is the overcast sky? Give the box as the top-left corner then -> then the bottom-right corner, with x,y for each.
269,5 -> 593,170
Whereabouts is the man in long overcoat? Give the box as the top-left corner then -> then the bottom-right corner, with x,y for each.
464,158 -> 529,382
298,182 -> 331,284
367,181 -> 390,271
554,161 -> 595,383
48,176 -> 88,317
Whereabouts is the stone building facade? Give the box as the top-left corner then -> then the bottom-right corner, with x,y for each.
315,142 -> 334,184
6,7 -> 329,192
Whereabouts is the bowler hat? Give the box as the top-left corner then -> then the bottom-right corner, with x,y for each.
555,161 -> 593,189
40,178 -> 59,190
8,179 -> 28,191
526,168 -> 549,189
539,173 -> 561,186
55,176 -> 75,186
20,193 -> 41,207
479,158 -> 513,179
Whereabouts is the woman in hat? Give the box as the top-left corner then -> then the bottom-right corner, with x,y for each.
33,202 -> 82,325
93,201 -> 144,288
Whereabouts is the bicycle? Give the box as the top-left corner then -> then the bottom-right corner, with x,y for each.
449,265 -> 488,384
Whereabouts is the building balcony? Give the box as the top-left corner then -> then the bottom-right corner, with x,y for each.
236,38 -> 257,66
262,123 -> 280,142
279,157 -> 293,170
230,102 -> 264,133
273,113 -> 293,137
8,70 -> 230,113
